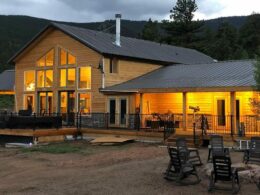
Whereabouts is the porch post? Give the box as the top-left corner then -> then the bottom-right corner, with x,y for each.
139,93 -> 143,128
230,91 -> 236,136
183,92 -> 188,131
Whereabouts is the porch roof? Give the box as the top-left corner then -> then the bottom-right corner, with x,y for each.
0,70 -> 15,91
101,60 -> 256,93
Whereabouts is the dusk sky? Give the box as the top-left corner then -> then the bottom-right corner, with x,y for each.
0,0 -> 260,22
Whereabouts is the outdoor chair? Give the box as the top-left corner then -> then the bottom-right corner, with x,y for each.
243,136 -> 260,164
176,137 -> 202,166
208,155 -> 240,194
207,135 -> 230,162
164,147 -> 201,185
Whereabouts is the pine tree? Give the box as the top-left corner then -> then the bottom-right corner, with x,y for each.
141,18 -> 160,42
162,0 -> 204,48
254,56 -> 260,91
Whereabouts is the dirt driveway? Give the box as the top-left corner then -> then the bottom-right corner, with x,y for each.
0,141 -> 259,195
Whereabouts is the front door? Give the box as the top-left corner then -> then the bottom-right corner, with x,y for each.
108,97 -> 128,127
38,92 -> 53,115
59,91 -> 75,125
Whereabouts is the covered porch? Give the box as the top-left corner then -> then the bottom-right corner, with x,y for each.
135,91 -> 260,136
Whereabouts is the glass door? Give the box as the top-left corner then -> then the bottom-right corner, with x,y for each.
109,99 -> 116,125
59,91 -> 75,125
120,98 -> 127,126
38,92 -> 53,115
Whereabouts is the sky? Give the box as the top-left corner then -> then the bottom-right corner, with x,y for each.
0,0 -> 260,22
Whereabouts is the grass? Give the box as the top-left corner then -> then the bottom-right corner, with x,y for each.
20,141 -> 133,154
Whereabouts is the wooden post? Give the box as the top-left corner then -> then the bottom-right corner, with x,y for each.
230,91 -> 236,136
139,93 -> 143,128
183,92 -> 188,131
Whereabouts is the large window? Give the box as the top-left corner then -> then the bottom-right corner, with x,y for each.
79,67 -> 91,89
37,49 -> 54,67
37,70 -> 53,88
59,48 -> 76,65
24,70 -> 35,91
59,68 -> 76,87
78,93 -> 91,114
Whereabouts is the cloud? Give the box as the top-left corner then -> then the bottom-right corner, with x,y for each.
0,0 -> 259,22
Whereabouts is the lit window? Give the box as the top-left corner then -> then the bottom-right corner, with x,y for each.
37,71 -> 44,88
59,48 -> 76,65
59,68 -> 76,87
24,70 -> 35,91
67,68 -> 75,87
24,94 -> 34,111
37,49 -> 54,66
37,70 -> 53,88
60,69 -> 66,87
45,70 -> 53,87
78,93 -> 91,114
79,67 -> 91,89
109,57 -> 118,73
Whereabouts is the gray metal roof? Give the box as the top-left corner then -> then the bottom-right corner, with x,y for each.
0,70 -> 15,91
102,60 -> 256,92
9,22 -> 214,65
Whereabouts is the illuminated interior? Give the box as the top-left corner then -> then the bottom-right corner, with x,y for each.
79,67 -> 91,89
59,48 -> 76,65
24,94 -> 34,111
37,70 -> 44,88
37,49 -> 54,66
78,93 -> 91,113
60,69 -> 66,87
45,70 -> 53,87
24,70 -> 35,91
37,70 -> 53,88
39,92 -> 53,114
59,68 -> 75,87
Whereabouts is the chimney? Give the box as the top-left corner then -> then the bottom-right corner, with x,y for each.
115,14 -> 121,46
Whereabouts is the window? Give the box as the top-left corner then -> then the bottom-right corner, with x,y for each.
79,67 -> 91,89
78,93 -> 91,114
37,49 -> 54,67
37,70 -> 53,88
109,57 -> 118,73
217,100 -> 226,126
59,68 -> 76,87
38,92 -> 53,114
59,48 -> 76,65
24,70 -> 35,91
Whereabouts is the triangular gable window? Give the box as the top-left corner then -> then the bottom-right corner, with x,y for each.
59,48 -> 76,65
37,49 -> 54,67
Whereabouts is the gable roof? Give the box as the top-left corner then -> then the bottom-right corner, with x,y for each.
101,60 -> 256,92
9,22 -> 214,65
0,70 -> 15,91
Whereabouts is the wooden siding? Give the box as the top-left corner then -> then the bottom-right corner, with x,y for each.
104,58 -> 161,87
15,29 -> 105,112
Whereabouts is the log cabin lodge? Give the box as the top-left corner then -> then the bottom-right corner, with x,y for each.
7,15 -> 260,136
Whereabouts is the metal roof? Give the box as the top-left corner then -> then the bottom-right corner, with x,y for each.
101,60 -> 256,92
9,22 -> 214,65
0,70 -> 15,91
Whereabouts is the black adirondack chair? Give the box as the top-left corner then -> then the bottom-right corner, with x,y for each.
208,155 -> 240,194
164,147 -> 201,185
176,137 -> 202,166
244,137 -> 260,164
207,135 -> 230,162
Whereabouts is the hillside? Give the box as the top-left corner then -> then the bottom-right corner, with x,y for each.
0,15 -> 248,72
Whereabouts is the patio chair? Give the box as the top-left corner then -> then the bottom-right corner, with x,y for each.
207,135 -> 230,162
208,155 -> 240,194
164,147 -> 201,185
176,137 -> 202,166
243,137 -> 260,164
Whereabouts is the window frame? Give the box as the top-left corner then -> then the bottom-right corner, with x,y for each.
109,57 -> 119,74
77,92 -> 91,115
36,69 -> 53,88
24,70 -> 35,92
59,48 -> 76,66
36,48 -> 54,67
59,68 -> 76,87
78,66 -> 91,90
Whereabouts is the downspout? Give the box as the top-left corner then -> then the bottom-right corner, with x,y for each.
102,57 -> 105,88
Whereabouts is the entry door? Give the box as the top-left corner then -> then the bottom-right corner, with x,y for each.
59,91 -> 75,125
108,97 -> 128,127
217,99 -> 226,126
236,100 -> 240,125
38,92 -> 53,115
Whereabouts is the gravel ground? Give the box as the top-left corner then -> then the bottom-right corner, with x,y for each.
0,141 -> 259,195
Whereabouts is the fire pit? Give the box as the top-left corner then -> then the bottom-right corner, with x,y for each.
204,163 -> 260,189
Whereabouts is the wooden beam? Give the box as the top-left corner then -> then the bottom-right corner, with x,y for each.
230,91 -> 236,136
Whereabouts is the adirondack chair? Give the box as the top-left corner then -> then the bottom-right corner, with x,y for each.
208,155 -> 240,194
176,137 -> 202,166
164,147 -> 201,185
244,137 -> 260,164
207,135 -> 230,162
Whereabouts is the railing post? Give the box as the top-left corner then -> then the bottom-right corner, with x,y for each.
193,122 -> 196,146
230,115 -> 233,136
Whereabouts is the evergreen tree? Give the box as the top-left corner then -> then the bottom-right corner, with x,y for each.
239,14 -> 260,58
141,18 -> 160,42
162,0 -> 204,48
254,56 -> 260,91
